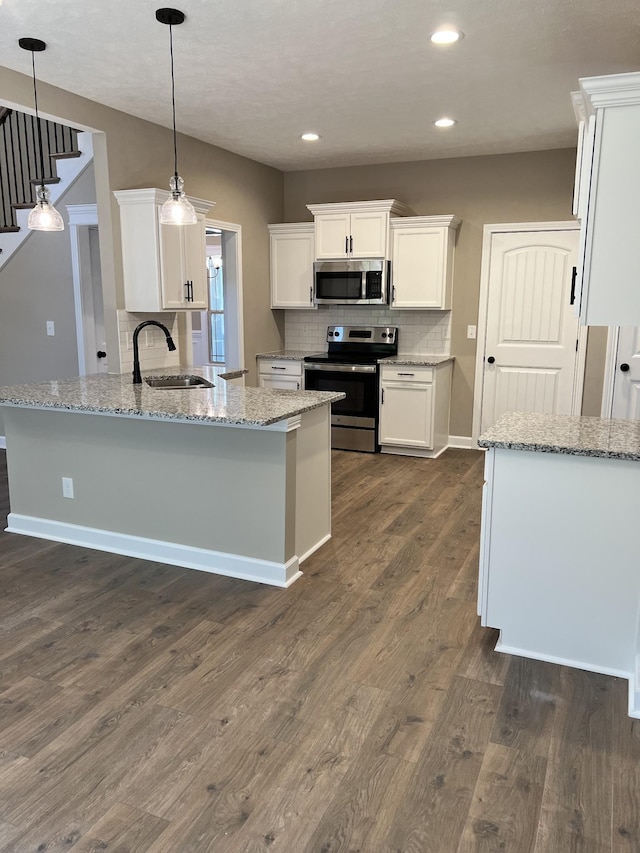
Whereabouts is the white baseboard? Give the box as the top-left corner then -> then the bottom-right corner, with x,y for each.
495,637 -> 632,682
448,435 -> 477,449
0,436 -> 5,450
6,513 -> 302,588
298,532 -> 331,564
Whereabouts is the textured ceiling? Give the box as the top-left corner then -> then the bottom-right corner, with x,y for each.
1,0 -> 639,171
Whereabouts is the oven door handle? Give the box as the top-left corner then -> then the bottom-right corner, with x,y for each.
304,362 -> 378,374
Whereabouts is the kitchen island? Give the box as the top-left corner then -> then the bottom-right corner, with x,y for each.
478,411 -> 640,717
0,368 -> 344,587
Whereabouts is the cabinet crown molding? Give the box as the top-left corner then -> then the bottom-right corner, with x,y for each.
268,221 -> 314,234
306,199 -> 412,217
114,188 -> 214,216
579,72 -> 640,110
390,214 -> 461,230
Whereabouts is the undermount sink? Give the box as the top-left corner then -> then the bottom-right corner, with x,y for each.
144,375 -> 214,389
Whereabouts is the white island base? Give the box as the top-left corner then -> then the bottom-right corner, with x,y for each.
3,404 -> 332,587
479,445 -> 640,717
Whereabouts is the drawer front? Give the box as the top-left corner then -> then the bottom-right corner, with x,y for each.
258,359 -> 302,377
381,365 -> 433,383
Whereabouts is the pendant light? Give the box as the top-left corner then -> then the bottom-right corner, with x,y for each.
19,37 -> 64,232
156,8 -> 197,226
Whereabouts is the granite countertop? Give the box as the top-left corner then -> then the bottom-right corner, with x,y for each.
256,350 -> 316,361
0,366 -> 345,428
379,355 -> 455,366
479,412 -> 640,461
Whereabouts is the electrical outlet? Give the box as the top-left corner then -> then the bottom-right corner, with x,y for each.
62,477 -> 74,499
467,324 -> 477,340
46,320 -> 55,336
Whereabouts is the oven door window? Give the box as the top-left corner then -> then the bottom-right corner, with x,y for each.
315,271 -> 363,301
306,369 -> 378,418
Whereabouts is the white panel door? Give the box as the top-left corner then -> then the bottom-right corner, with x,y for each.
611,327 -> 640,419
349,211 -> 387,258
480,230 -> 580,433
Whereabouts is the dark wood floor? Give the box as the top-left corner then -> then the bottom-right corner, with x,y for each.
0,447 -> 638,853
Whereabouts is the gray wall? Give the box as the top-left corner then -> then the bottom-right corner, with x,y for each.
0,65 -> 285,386
283,148 -> 601,437
0,164 -> 97,435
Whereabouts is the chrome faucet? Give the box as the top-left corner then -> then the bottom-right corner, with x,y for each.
132,320 -> 177,384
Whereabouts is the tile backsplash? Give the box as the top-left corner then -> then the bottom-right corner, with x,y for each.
117,311 -> 181,373
285,307 -> 451,355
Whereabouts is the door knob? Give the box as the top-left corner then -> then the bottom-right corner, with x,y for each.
487,356 -> 495,364
620,363 -> 630,372
97,350 -> 107,359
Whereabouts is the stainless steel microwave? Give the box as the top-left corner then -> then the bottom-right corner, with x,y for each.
313,259 -> 390,305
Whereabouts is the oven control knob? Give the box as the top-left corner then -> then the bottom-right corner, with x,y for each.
381,332 -> 387,339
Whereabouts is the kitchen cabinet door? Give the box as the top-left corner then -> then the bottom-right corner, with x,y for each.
380,382 -> 434,448
159,216 -> 207,310
349,211 -> 388,258
259,374 -> 302,391
390,217 -> 459,309
269,223 -> 316,308
314,214 -> 352,259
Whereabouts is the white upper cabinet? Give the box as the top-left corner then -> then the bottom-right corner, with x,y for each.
115,188 -> 213,312
307,200 -> 411,260
573,73 -> 640,326
390,215 -> 460,310
268,223 -> 315,309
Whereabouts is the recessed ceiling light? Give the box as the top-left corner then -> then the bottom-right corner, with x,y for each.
301,132 -> 321,142
430,29 -> 463,45
434,117 -> 457,128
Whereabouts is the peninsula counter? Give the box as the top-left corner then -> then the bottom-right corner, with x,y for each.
478,411 -> 640,716
0,369 -> 344,587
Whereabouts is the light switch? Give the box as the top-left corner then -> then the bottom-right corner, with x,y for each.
46,320 -> 55,336
467,325 -> 477,340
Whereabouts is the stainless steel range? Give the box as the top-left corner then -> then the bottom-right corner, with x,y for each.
303,325 -> 398,452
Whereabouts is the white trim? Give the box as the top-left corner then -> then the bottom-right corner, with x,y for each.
472,221 -> 583,443
298,532 -> 331,564
380,444 -> 448,459
572,324 -> 589,416
6,513 -> 302,588
601,326 -> 620,418
447,435 -> 476,449
67,203 -> 99,376
0,437 -> 6,450
494,636 -> 632,682
205,217 -> 245,373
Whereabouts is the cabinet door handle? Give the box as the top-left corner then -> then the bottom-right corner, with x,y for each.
392,285 -> 396,304
271,365 -> 287,370
381,388 -> 385,404
398,372 -> 415,376
184,281 -> 190,301
309,286 -> 313,303
570,266 -> 577,305
297,381 -> 300,390
350,235 -> 353,253
345,236 -> 349,254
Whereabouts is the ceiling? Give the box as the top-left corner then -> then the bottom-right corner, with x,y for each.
1,0 -> 639,172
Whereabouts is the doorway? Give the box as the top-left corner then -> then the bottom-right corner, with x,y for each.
190,218 -> 244,371
67,204 -> 107,375
472,222 -> 587,440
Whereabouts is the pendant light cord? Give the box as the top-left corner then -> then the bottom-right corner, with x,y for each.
168,22 -> 179,182
30,50 -> 46,188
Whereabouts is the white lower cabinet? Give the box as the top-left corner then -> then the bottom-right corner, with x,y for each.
379,361 -> 452,458
258,358 -> 303,391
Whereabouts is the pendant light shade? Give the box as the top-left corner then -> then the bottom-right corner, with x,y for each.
19,37 -> 64,232
156,8 -> 197,226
